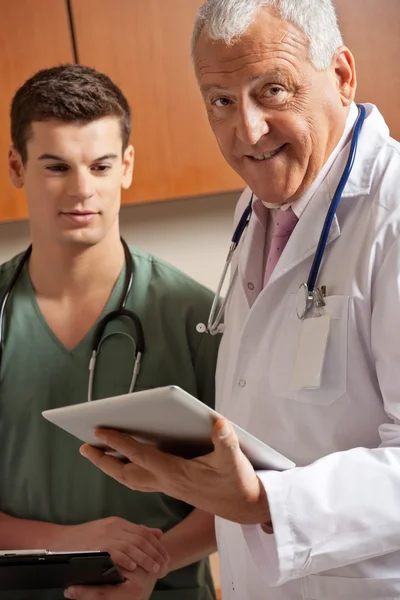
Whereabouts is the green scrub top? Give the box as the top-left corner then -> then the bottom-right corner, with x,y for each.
0,246 -> 220,600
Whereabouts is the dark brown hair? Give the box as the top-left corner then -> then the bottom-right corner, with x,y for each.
10,64 -> 131,164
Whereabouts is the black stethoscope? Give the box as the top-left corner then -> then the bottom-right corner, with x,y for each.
0,239 -> 145,401
197,104 -> 367,335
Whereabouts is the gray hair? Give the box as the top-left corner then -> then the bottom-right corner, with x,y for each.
191,0 -> 344,70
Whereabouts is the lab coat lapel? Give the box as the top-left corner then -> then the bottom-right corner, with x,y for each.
237,199 -> 268,307
266,184 -> 340,287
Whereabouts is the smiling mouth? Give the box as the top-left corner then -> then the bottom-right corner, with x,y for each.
247,144 -> 286,161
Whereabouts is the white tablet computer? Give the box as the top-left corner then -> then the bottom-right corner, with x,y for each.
42,385 -> 295,471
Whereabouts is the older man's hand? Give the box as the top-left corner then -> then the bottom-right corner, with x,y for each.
64,566 -> 157,600
79,419 -> 271,525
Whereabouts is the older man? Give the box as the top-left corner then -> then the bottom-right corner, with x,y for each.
75,1 -> 400,599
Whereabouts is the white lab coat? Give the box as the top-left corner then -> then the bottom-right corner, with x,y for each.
215,103 -> 400,599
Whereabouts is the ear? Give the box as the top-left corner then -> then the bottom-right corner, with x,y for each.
121,145 -> 134,190
8,146 -> 25,189
333,46 -> 357,107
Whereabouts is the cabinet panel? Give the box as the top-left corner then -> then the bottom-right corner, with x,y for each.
336,0 -> 400,140
0,0 -> 74,223
71,0 -> 243,206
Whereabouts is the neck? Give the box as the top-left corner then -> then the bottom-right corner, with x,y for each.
28,230 -> 125,300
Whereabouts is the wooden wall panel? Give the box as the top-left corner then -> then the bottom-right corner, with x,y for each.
0,0 -> 74,223
336,0 -> 400,140
70,0 -> 243,206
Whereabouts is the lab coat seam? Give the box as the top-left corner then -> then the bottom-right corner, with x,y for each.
375,202 -> 394,213
370,235 -> 400,381
285,482 -> 297,580
371,236 -> 400,295
300,576 -> 309,600
386,139 -> 400,156
345,295 -> 350,394
367,143 -> 400,213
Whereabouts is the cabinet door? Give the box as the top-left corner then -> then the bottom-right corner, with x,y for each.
70,0 -> 243,206
336,0 -> 400,140
0,0 -> 74,223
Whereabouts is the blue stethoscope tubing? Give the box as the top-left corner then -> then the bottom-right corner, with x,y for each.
197,104 -> 366,334
307,103 -> 366,294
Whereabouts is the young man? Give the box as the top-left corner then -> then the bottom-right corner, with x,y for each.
0,64 -> 219,600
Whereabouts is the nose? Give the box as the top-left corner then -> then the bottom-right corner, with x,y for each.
67,169 -> 95,201
236,100 -> 270,147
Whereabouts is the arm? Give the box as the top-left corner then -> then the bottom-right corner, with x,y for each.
243,234 -> 400,585
63,501 -> 216,600
0,503 -> 215,579
0,511 -> 63,548
63,505 -> 216,600
162,508 -> 216,573
0,512 -> 168,575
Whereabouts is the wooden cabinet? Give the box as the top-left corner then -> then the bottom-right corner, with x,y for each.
1,1 -> 400,222
336,0 -> 400,141
0,1 -> 74,223
70,0 -> 243,207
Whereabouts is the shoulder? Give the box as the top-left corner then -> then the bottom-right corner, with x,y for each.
0,252 -> 25,293
376,135 -> 400,181
128,246 -> 215,308
127,246 -> 220,358
363,105 -> 400,213
369,137 -> 400,219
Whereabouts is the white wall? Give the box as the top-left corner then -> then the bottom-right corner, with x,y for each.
0,191 -> 240,292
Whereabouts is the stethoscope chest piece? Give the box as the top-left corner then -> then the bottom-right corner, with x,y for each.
296,283 -> 313,320
296,283 -> 327,320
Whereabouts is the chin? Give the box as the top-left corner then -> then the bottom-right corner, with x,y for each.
249,177 -> 303,205
58,232 -> 103,248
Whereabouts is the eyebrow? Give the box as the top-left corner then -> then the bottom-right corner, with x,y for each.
38,153 -> 119,162
200,83 -> 228,95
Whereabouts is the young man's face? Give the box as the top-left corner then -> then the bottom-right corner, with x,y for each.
9,117 -> 134,248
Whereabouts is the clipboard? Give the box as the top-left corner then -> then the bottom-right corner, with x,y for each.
0,550 -> 123,591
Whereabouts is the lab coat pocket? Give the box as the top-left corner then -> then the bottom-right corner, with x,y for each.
302,574 -> 400,599
269,294 -> 349,406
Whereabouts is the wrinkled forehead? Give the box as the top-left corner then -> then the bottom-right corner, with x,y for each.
194,7 -> 310,82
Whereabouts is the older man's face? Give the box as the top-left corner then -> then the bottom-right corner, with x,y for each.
195,7 -> 355,205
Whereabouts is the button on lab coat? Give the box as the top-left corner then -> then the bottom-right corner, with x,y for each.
215,104 -> 400,599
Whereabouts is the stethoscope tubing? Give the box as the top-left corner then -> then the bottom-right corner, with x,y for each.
0,239 -> 145,402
